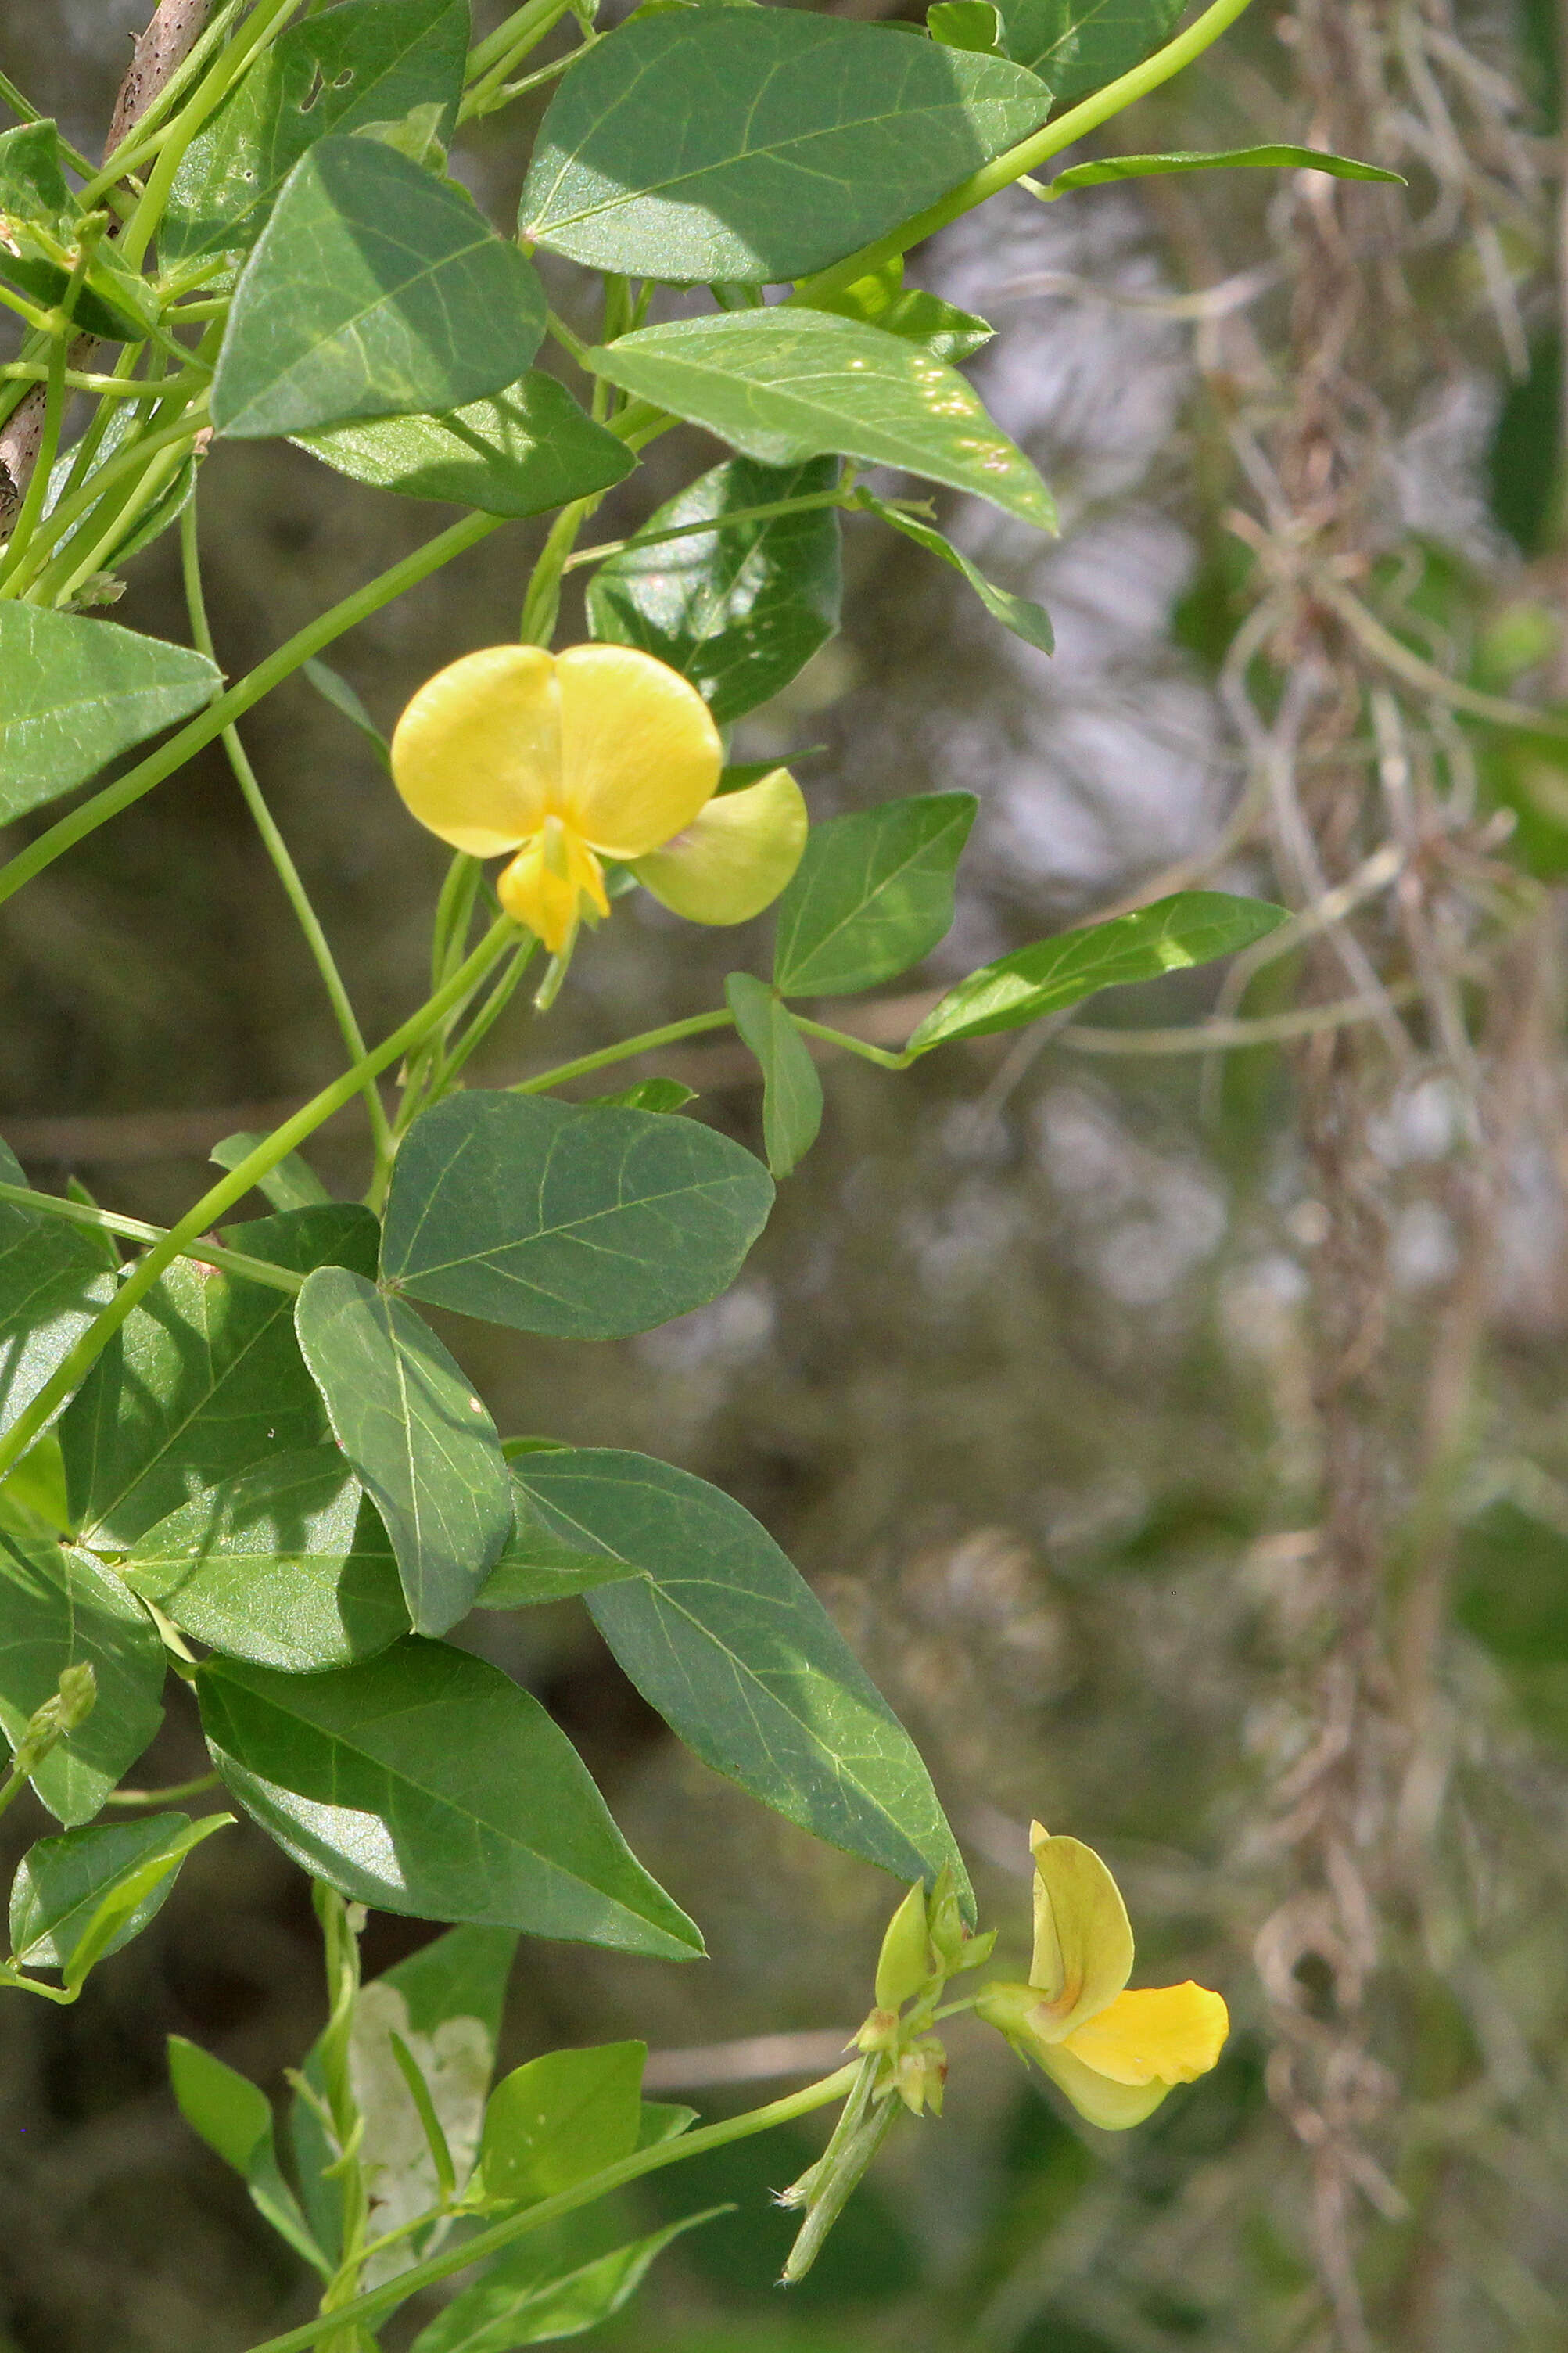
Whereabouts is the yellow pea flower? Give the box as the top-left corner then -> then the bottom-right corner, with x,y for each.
976,1823 -> 1229,2130
389,642 -> 809,954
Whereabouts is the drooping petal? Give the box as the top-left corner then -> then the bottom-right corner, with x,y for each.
390,645 -> 560,857
497,817 -> 609,953
1058,1983 -> 1229,2089
555,644 -> 721,860
631,767 -> 807,925
1035,2039 -> 1175,2132
1028,1824 -> 1134,2032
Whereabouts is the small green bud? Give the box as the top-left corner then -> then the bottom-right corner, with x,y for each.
854,2006 -> 901,2057
54,1663 -> 98,1731
892,2036 -> 947,2117
874,1881 -> 931,2010
13,1662 -> 97,1774
928,1863 -> 993,1974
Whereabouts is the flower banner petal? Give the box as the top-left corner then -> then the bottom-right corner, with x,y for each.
556,645 -> 721,859
1029,1823 -> 1135,2029
391,646 -> 560,857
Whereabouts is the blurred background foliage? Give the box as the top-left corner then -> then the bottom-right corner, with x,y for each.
5,0 -> 1568,2349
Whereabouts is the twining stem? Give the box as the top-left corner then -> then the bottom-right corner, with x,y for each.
463,0 -> 578,106
2,404 -> 210,596
181,505 -> 394,1162
0,915 -> 518,1486
0,1180 -> 306,1296
116,0 -> 303,270
789,1015 -> 912,1071
243,2061 -> 863,2353
0,512 -> 504,912
511,1008 -> 735,1093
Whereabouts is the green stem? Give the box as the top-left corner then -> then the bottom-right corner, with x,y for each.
0,1180 -> 305,1295
244,2062 -> 862,2353
793,0 -> 1262,304
181,504 -> 393,1161
0,916 -> 518,1485
0,363 -> 203,400
520,496 -> 595,644
0,512 -> 502,912
116,0 -> 304,271
0,74 -> 94,176
511,1008 -> 734,1094
465,0 -> 577,95
0,330 -> 68,590
563,487 -> 852,575
0,284 -> 53,335
103,1773 -> 223,1808
428,939 -> 539,1090
465,28 -> 597,117
788,1015 -> 911,1071
2,404 -> 208,598
77,0 -> 253,207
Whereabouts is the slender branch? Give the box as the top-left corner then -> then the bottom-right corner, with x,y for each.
511,1009 -> 735,1094
562,487 -> 854,574
104,1772 -> 223,1807
1056,979 -> 1424,1055
0,1180 -> 305,1295
788,1015 -> 911,1071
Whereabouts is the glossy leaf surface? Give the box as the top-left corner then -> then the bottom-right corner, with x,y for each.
995,0 -> 1183,97
0,607 -> 220,826
0,1142 -> 116,1442
773,793 -> 976,997
296,372 -> 633,519
724,973 -> 824,1177
9,1812 -> 229,1986
481,2041 -> 645,2204
0,1522 -> 165,1826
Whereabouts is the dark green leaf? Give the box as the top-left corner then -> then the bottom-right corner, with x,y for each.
210,1133 -> 333,1212
995,0 -> 1182,98
294,1270 -> 513,1638
122,1446 -> 411,1671
0,120 -> 73,225
522,10 -> 1047,282
412,2211 -> 719,2353
929,2 -> 1006,55
481,2042 -> 645,2205
904,889 -> 1290,1052
0,1144 -> 116,1442
9,1812 -> 229,1986
199,1640 -> 703,1956
588,1079 -> 697,1114
1046,144 -> 1405,192
163,0 -> 471,263
476,1481 -> 640,1609
168,2035 -> 330,2272
724,974 -> 823,1177
587,456 -> 841,726
295,372 -> 633,519
588,311 -> 1054,528
518,1450 -> 971,1899
773,792 -> 976,997
59,1205 -> 379,1549
0,1522 -> 165,1826
863,494 -> 1053,653
211,138 -> 547,440
381,1092 -> 774,1341
0,606 -> 221,826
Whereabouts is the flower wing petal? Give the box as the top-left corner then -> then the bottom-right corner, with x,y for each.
390,645 -> 559,857
1028,1827 -> 1135,2031
632,767 -> 808,925
1060,1983 -> 1229,2088
1036,2039 -> 1174,2132
556,644 -> 721,860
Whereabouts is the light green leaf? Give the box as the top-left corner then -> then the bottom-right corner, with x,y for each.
637,2100 -> 698,2149
522,9 -> 1048,282
588,456 -> 841,726
412,2211 -> 719,2352
9,1812 -> 228,1981
295,372 -> 633,520
302,658 -> 393,768
0,606 -> 221,826
212,138 -> 547,440
122,1446 -> 411,1672
724,973 -> 823,1178
59,1204 -> 379,1550
518,1450 -> 972,1900
168,2035 -> 330,2273
199,1640 -> 704,1956
210,1132 -> 333,1211
864,494 -> 1053,653
481,2042 -> 645,2206
928,2 -> 1006,56
163,0 -> 471,263
476,1481 -> 640,1610
805,270 -> 995,365
0,1142 -> 116,1442
588,1079 -> 697,1114
995,0 -> 1182,98
0,1522 -> 166,1826
905,889 -> 1292,1053
587,310 -> 1054,528
1045,144 -> 1404,192
773,792 -> 976,997
293,1269 -> 513,1639
381,1093 -> 774,1342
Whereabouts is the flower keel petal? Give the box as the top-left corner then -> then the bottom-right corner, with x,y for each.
1059,1983 -> 1229,2089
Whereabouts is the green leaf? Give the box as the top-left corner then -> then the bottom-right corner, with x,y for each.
199,1640 -> 703,1956
724,974 -> 823,1178
41,398 -> 198,577
0,119 -> 73,224
637,2100 -> 698,2149
518,1450 -> 971,1900
163,0 -> 471,264
773,792 -> 976,997
476,1481 -> 640,1610
293,1269 -> 513,1639
1045,144 -> 1405,192
168,2035 -> 330,2273
9,1812 -> 230,1988
0,1143 -> 116,1442
59,1204 -> 379,1550
210,1132 -> 333,1211
412,2211 -> 719,2353
904,889 -> 1291,1052
481,2042 -> 645,2206
295,372 -> 633,520
589,1079 -> 697,1114
929,2 -> 1006,56
521,9 -> 1047,283
0,1522 -> 166,1826
381,1092 -> 774,1342
0,606 -> 221,827
805,271 -> 995,365
122,1446 -> 411,1671
994,0 -> 1182,98
587,310 -> 1054,529
211,138 -> 547,440
302,658 -> 393,769
863,494 -> 1053,653
587,456 -> 841,726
